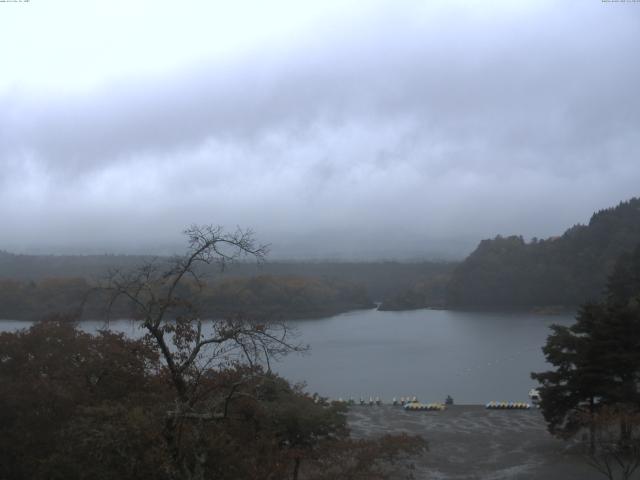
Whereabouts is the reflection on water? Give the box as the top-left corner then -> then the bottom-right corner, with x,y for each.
0,308 -> 574,404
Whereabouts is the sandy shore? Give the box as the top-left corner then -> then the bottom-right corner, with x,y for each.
347,405 -> 606,480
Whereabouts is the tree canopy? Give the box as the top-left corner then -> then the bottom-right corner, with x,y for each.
449,197 -> 640,308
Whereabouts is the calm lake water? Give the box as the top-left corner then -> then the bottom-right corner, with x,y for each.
0,308 -> 575,404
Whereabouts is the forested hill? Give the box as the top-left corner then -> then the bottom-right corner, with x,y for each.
0,252 -> 453,302
0,251 -> 454,320
447,197 -> 640,309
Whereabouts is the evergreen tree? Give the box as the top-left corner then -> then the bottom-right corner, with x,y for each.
532,244 -> 640,447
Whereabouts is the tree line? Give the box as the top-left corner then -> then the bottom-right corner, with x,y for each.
334,197 -> 640,311
447,197 -> 640,309
0,249 -> 455,304
0,274 -> 373,321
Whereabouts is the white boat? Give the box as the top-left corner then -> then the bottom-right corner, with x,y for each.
528,388 -> 541,403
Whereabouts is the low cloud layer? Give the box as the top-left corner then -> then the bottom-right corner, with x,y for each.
1,1 -> 639,258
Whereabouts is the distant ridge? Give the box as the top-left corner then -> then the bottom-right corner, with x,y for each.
447,197 -> 640,308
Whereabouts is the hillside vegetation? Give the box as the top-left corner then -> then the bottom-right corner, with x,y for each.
0,252 -> 454,319
447,197 -> 640,308
0,275 -> 374,322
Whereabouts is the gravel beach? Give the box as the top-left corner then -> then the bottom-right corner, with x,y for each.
347,405 -> 608,480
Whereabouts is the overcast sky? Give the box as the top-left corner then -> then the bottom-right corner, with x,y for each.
1,0 -> 639,259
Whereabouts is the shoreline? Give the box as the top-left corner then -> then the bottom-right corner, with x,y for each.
347,405 -> 601,479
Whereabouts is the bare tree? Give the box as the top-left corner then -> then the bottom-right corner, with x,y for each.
103,225 -> 305,480
582,406 -> 640,480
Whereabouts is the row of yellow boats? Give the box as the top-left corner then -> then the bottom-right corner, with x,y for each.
403,402 -> 447,411
485,401 -> 531,409
324,396 -> 535,411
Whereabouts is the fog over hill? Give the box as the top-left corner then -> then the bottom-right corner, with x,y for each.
1,1 -> 639,258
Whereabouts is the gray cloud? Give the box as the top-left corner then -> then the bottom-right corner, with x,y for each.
1,1 -> 639,258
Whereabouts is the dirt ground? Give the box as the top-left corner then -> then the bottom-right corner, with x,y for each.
347,405 -> 614,480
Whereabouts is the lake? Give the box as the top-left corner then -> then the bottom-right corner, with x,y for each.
0,308 -> 575,404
